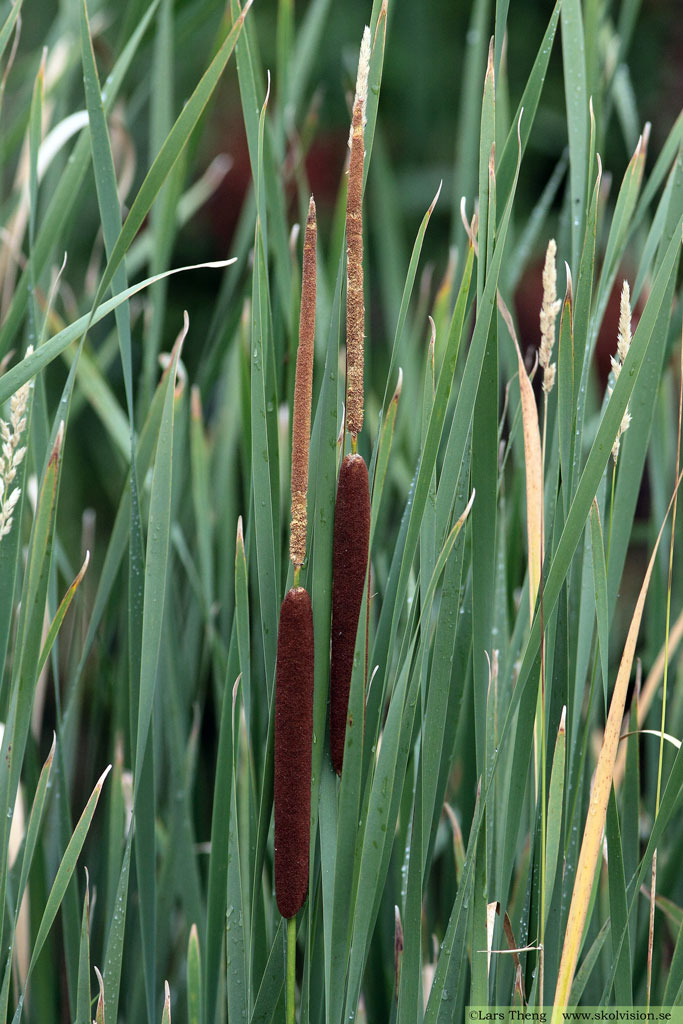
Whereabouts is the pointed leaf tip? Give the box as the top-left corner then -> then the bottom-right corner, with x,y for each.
428,180 -> 443,215
392,367 -> 403,403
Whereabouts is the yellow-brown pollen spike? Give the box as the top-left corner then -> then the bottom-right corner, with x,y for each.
289,196 -> 317,569
345,98 -> 366,438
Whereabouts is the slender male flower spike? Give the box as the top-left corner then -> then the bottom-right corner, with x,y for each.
345,25 -> 370,438
539,239 -> 561,394
609,280 -> 632,462
0,346 -> 33,541
289,197 -> 317,569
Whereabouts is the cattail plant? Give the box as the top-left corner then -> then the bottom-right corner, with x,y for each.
330,26 -> 372,775
274,197 -> 317,1023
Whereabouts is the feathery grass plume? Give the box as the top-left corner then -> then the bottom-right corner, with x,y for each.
0,345 -> 32,541
539,239 -> 561,394
274,586 -> 315,918
290,197 -> 317,569
345,26 -> 370,438
330,452 -> 370,774
608,280 -> 632,462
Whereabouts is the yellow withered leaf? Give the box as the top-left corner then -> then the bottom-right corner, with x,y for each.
553,467 -> 683,1017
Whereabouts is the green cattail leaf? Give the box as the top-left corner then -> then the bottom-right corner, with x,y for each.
161,981 -> 171,1024
234,518 -> 251,727
94,968 -> 105,1024
545,711 -> 566,925
75,877 -> 91,1024
0,1 -> 21,70
605,789 -> 632,1004
420,453 -> 472,877
560,0 -> 589,272
22,765 -> 111,1001
204,646 -> 237,1024
251,220 -> 280,689
589,502 -> 609,710
134,315 -> 186,785
187,925 -> 202,1024
621,701 -> 641,974
633,160 -> 676,304
477,38 -> 495,298
362,1 -> 388,194
328,581 -> 369,1024
370,369 -> 401,548
190,387 -> 215,621
36,552 -> 89,679
250,918 -> 285,1023
227,776 -> 248,1024
634,109 -> 683,230
568,919 -> 610,1004
663,912 -> 683,1004
570,154 -> 601,487
557,282 -> 574,515
305,258 -> 342,881
102,831 -> 132,1024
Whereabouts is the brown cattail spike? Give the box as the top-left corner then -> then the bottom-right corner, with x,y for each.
330,452 -> 370,774
290,197 -> 317,568
274,586 -> 315,919
345,27 -> 370,438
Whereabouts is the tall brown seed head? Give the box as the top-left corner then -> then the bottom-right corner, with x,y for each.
345,28 -> 370,438
290,197 -> 317,568
330,453 -> 370,774
274,586 -> 315,918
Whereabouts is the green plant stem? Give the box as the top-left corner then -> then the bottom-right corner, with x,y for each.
538,391 -> 549,1007
606,459 -> 616,569
286,915 -> 296,1024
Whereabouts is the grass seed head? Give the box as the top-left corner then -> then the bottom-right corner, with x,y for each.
330,452 -> 370,774
609,279 -> 632,462
274,586 -> 315,919
539,239 -> 561,394
0,346 -> 33,541
290,196 -> 317,568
